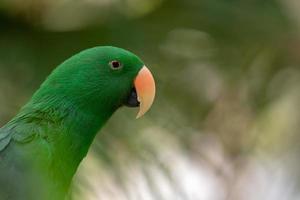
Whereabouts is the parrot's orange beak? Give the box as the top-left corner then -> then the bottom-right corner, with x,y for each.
134,66 -> 156,118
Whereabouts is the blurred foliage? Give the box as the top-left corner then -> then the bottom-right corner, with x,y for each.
1,0 -> 300,199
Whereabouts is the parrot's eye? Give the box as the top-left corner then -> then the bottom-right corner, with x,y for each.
110,60 -> 122,70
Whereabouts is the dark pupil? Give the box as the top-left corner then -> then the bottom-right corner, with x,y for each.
112,61 -> 120,68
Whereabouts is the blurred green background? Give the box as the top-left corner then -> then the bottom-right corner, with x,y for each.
1,0 -> 300,199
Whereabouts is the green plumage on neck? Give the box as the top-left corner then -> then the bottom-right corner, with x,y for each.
0,46 -> 144,200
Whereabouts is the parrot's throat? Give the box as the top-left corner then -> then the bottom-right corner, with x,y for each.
18,93 -> 117,189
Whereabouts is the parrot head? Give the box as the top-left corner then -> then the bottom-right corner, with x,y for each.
32,46 -> 155,119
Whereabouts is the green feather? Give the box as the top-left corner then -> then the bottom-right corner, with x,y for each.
0,46 -> 144,200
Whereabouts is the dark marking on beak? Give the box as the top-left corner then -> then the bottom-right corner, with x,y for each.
124,88 -> 140,107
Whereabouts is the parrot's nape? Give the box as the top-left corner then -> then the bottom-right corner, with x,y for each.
0,46 -> 155,200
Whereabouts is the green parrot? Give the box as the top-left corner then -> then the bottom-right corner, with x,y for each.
0,46 -> 155,200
